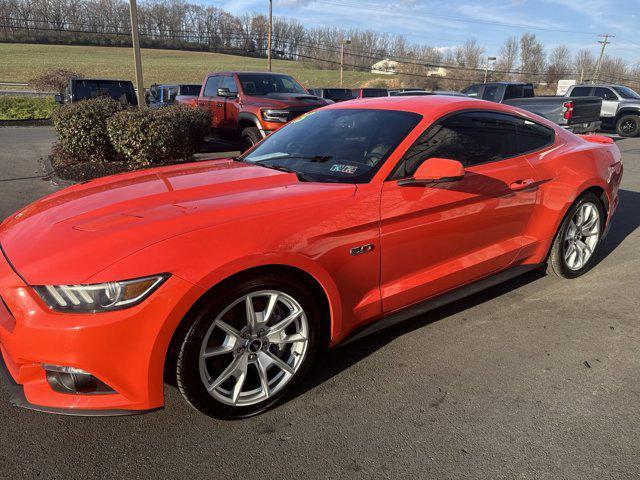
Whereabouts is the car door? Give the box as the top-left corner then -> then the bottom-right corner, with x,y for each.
198,75 -> 221,129
594,87 -> 619,118
379,110 -> 541,313
218,75 -> 240,132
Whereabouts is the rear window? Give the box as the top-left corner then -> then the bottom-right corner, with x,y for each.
74,80 -> 137,105
481,86 -> 500,102
569,86 -> 592,97
361,89 -> 388,98
180,85 -> 201,96
326,89 -> 354,101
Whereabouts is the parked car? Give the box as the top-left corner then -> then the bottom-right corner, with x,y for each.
389,88 -> 426,96
565,84 -> 640,137
351,88 -> 388,98
0,96 -> 622,419
148,84 -> 201,108
390,90 -> 467,97
307,88 -> 354,102
461,82 -> 602,134
55,78 -> 138,105
177,71 -> 330,151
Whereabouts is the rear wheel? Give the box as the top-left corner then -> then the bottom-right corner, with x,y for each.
615,114 -> 640,137
176,273 -> 321,419
240,126 -> 262,152
547,192 -> 605,278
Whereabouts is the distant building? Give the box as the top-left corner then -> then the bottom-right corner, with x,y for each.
371,59 -> 399,75
426,67 -> 447,77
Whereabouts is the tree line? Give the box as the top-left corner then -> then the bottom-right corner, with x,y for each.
0,0 -> 638,90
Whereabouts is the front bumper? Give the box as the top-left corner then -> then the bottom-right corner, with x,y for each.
0,249 -> 203,415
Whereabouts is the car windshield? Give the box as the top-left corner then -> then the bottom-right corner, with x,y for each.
238,74 -> 307,95
612,86 -> 640,99
241,109 -> 421,183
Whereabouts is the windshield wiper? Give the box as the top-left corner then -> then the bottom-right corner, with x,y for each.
254,154 -> 333,163
258,163 -> 315,182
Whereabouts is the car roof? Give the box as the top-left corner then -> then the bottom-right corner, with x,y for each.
206,71 -> 293,77
323,95 -> 560,128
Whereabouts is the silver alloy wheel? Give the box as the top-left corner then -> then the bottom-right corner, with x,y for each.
198,290 -> 309,407
563,202 -> 601,271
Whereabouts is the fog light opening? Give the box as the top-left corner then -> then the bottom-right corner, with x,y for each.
43,364 -> 115,395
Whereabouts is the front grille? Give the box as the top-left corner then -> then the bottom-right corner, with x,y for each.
287,108 -> 315,122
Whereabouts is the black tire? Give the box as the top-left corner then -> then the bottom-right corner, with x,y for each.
546,192 -> 605,279
240,126 -> 262,152
176,273 -> 322,419
615,114 -> 640,137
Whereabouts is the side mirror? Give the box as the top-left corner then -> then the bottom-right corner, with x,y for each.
54,93 -> 63,104
398,158 -> 465,186
217,88 -> 237,98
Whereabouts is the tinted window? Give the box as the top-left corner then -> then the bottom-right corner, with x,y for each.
462,84 -> 479,97
74,80 -> 137,105
481,85 -> 500,102
396,111 -> 519,177
361,88 -> 388,98
522,85 -> 535,97
504,85 -> 523,100
242,109 -> 421,183
594,87 -> 618,101
612,86 -> 640,99
325,89 -> 354,101
516,119 -> 554,153
569,86 -> 592,97
219,76 -> 238,94
238,74 -> 307,95
203,76 -> 220,97
179,85 -> 201,96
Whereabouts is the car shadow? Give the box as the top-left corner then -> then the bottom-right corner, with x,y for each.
200,135 -> 240,154
288,187 -> 640,404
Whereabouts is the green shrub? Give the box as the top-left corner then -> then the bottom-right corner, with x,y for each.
0,96 -> 56,120
107,105 -> 209,166
52,97 -> 129,163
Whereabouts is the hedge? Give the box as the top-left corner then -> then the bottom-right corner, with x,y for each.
52,97 -> 128,163
107,105 -> 209,166
51,99 -> 209,168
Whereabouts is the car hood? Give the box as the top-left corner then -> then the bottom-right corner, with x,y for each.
244,93 -> 329,108
0,160 -> 356,284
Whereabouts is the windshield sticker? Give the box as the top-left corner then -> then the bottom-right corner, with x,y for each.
330,164 -> 358,174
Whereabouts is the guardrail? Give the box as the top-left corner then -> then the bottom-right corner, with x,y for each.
0,82 -> 29,87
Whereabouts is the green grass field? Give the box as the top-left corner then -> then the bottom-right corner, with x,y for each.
0,42 -> 386,89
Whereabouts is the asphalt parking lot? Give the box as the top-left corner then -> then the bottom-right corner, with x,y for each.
0,126 -> 639,480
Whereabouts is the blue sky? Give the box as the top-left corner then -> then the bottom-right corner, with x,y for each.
210,0 -> 640,64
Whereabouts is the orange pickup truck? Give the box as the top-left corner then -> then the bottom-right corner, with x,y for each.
178,71 -> 331,150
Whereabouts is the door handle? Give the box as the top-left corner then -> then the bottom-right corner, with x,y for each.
510,179 -> 535,191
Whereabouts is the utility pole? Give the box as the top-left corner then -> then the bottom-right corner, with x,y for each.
128,0 -> 144,107
340,39 -> 351,87
592,34 -> 614,84
267,0 -> 272,72
484,56 -> 497,83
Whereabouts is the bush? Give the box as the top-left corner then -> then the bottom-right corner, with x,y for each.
30,68 -> 82,95
107,105 -> 209,166
52,97 -> 129,163
0,96 -> 56,120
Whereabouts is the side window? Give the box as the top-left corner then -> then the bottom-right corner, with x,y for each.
594,87 -> 617,101
515,119 -> 555,154
394,111 -> 519,177
203,76 -> 220,97
481,85 -> 499,102
504,85 -> 522,100
219,76 -> 238,94
569,86 -> 592,97
462,84 -> 479,97
522,85 -> 535,98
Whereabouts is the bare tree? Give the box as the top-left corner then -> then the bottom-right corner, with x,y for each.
573,49 -> 595,83
494,36 -> 518,81
519,33 -> 546,83
546,44 -> 572,87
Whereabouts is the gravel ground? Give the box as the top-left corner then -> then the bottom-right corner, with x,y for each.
0,127 -> 639,480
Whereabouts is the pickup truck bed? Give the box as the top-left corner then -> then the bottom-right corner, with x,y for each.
462,82 -> 602,134
505,95 -> 602,133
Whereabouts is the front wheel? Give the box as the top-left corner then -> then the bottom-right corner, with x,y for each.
176,273 -> 321,418
616,114 -> 640,137
240,126 -> 262,152
547,192 -> 605,278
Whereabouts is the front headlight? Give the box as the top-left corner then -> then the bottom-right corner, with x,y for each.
33,274 -> 169,313
261,109 -> 290,123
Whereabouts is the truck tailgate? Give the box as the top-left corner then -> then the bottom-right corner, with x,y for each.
567,96 -> 602,125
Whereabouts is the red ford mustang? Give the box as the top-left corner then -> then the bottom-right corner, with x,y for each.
0,96 -> 622,418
